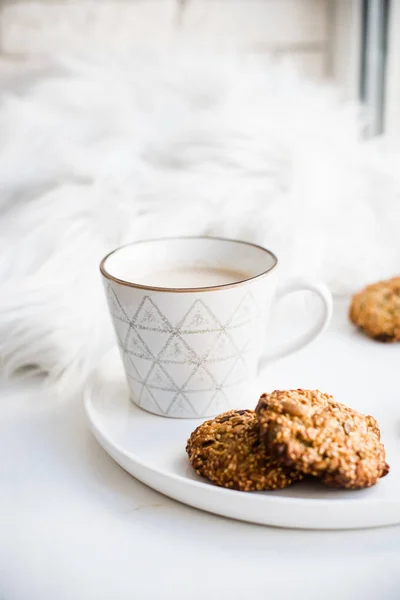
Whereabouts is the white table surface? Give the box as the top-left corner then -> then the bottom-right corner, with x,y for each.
1,300 -> 400,600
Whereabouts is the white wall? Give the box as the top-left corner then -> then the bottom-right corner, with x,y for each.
0,0 -> 360,95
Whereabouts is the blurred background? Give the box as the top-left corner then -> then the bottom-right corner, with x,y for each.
1,0 -> 399,387
0,0 -> 397,136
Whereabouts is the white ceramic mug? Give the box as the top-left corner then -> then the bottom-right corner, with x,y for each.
100,237 -> 332,418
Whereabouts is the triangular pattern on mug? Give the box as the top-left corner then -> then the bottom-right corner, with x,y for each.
112,317 -> 131,348
149,389 -> 178,415
129,354 -> 153,381
179,299 -> 221,332
107,285 -> 129,322
158,334 -> 197,364
125,328 -> 153,359
163,361 -> 198,389
125,377 -> 143,404
167,393 -> 194,417
179,330 -> 221,361
140,387 -> 164,414
135,296 -> 172,331
222,358 -> 248,387
185,389 -> 218,417
206,356 -> 238,385
226,325 -> 253,354
207,390 -> 231,415
138,328 -> 173,359
146,363 -> 177,390
123,351 -> 143,383
205,331 -> 238,361
227,292 -> 255,327
183,365 -> 216,391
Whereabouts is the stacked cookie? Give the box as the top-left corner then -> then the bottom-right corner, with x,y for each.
186,389 -> 389,492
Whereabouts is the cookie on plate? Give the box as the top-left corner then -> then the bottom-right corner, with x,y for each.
256,389 -> 389,489
349,276 -> 400,341
186,409 -> 301,492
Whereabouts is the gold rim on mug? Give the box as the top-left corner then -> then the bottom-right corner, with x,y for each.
99,236 -> 278,293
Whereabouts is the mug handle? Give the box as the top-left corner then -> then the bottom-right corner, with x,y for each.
258,277 -> 333,371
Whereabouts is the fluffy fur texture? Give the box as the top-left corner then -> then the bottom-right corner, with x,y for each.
1,50 -> 400,393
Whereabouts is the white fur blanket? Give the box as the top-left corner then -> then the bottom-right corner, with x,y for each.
1,51 -> 399,393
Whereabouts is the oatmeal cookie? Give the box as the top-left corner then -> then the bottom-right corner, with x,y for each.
186,409 -> 301,492
256,389 -> 389,489
349,277 -> 400,341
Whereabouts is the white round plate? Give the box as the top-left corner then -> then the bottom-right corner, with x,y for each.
84,338 -> 400,530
